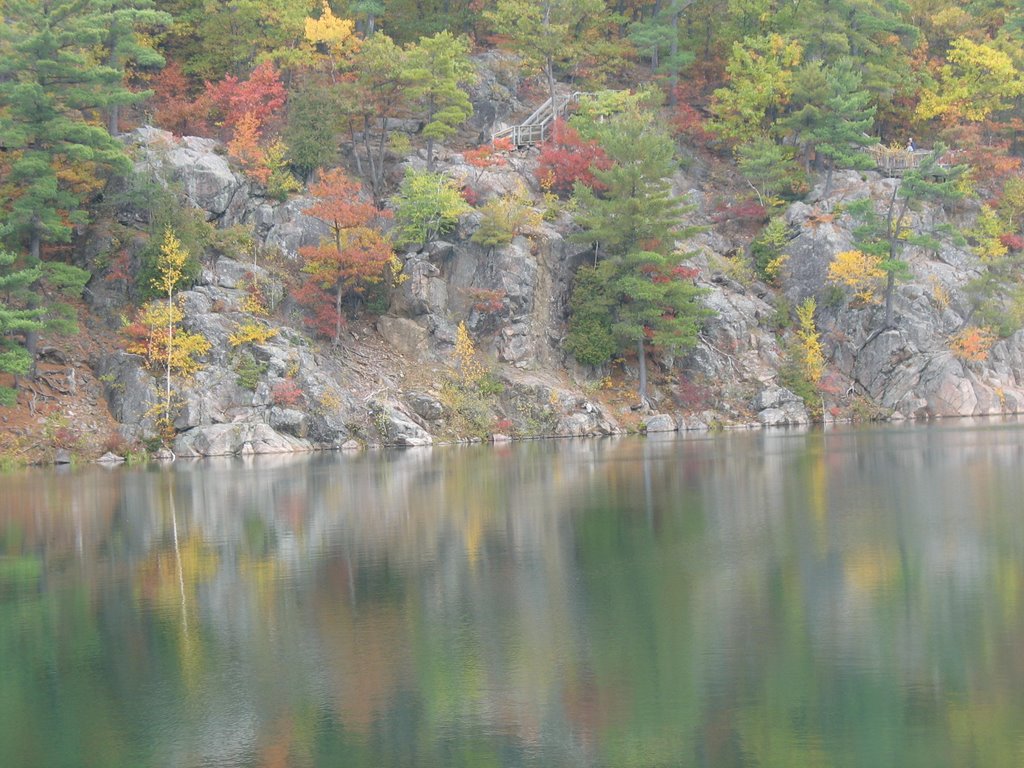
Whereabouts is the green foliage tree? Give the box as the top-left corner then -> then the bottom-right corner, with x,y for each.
710,33 -> 803,145
161,0 -> 317,80
392,169 -> 471,250
735,136 -> 805,208
405,32 -> 477,170
846,145 -> 967,327
0,0 -> 134,261
0,248 -> 45,406
485,0 -> 604,131
569,110 -> 710,404
628,0 -> 696,103
336,32 -> 411,202
101,1 -> 173,135
284,81 -> 344,183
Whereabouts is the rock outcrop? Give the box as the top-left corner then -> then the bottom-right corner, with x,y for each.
88,126 -> 1024,455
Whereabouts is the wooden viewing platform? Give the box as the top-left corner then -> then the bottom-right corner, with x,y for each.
866,144 -> 949,178
492,92 -> 584,148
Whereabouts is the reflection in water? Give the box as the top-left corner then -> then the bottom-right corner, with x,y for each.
3,422 -> 1024,766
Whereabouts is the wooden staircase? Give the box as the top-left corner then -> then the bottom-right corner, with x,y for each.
492,92 -> 584,147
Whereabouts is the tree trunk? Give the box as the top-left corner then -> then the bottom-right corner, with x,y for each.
24,221 -> 42,376
334,284 -> 343,345
883,270 -> 895,328
666,9 -> 680,106
637,337 -> 650,406
166,287 -> 173,422
426,98 -> 436,170
545,59 -> 558,142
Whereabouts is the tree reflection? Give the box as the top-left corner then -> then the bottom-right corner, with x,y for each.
4,425 -> 1024,765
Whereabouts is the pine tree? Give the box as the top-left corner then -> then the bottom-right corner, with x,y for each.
847,145 -> 967,328
569,110 -> 710,405
0,0 -> 135,261
572,110 -> 684,259
798,58 -> 878,197
405,32 -> 477,170
0,248 -> 45,406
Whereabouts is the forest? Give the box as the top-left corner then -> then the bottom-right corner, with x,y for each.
2,0 -> 1024,456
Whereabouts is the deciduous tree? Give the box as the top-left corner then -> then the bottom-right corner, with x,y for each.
485,0 -> 604,133
392,169 -> 471,250
299,169 -> 394,343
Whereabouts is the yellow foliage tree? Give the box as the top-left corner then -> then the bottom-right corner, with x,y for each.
453,321 -> 484,387
305,0 -> 357,74
916,38 -> 1024,124
144,228 -> 211,436
970,206 -> 1009,261
827,249 -> 886,304
228,320 -> 279,347
796,298 -> 824,383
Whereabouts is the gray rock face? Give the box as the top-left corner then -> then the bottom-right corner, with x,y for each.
752,386 -> 809,426
175,422 -> 315,457
106,119 -> 1024,448
782,202 -> 855,305
130,127 -> 248,222
97,352 -> 160,436
371,402 -> 433,447
377,316 -> 429,357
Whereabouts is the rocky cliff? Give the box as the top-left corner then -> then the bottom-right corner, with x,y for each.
77,124 -> 1024,457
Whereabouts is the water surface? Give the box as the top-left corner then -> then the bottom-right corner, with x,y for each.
3,422 -> 1024,767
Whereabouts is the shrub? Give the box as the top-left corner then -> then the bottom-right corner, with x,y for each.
535,119 -> 611,196
272,379 -> 304,407
949,326 -> 996,362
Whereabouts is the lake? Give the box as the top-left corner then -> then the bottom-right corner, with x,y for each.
3,422 -> 1024,767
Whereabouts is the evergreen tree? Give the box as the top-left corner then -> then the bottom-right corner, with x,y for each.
0,248 -> 45,406
796,59 -> 878,197
572,110 -> 683,258
847,145 -> 967,328
101,0 -> 172,135
0,0 -> 134,260
405,31 -> 476,170
569,110 -> 709,405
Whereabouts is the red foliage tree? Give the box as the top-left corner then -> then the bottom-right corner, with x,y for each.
205,61 -> 287,137
535,119 -> 611,196
150,61 -> 211,136
298,169 -> 393,343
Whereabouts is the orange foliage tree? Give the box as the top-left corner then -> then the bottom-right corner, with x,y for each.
297,169 -> 395,343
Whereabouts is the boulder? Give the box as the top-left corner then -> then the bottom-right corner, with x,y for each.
643,414 -> 678,433
752,386 -> 809,426
269,407 -> 309,438
405,391 -> 445,421
372,403 -> 433,447
378,316 -> 429,357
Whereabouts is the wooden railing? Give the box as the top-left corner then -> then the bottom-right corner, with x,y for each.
866,145 -> 944,177
492,92 -> 585,148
